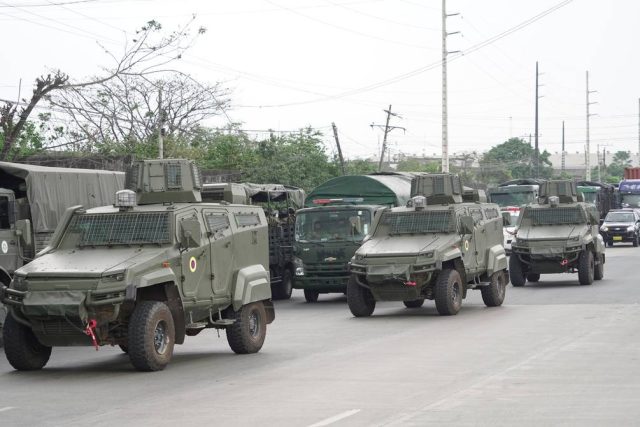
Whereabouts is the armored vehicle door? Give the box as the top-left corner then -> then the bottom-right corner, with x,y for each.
463,207 -> 487,274
176,209 -> 213,302
0,190 -> 18,274
202,209 -> 235,296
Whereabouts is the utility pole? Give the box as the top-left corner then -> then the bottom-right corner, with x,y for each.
561,121 -> 566,173
158,85 -> 164,159
534,61 -> 544,178
371,105 -> 405,171
597,144 -> 601,182
638,98 -> 640,166
441,0 -> 460,173
586,71 -> 597,181
331,122 -> 346,176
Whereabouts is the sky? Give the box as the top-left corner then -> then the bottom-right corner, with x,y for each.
1,0 -> 639,166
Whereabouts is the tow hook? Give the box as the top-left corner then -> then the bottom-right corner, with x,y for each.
84,319 -> 99,351
405,281 -> 417,286
560,259 -> 569,266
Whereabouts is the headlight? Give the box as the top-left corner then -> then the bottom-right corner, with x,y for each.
354,253 -> 365,261
102,272 -> 125,282
11,275 -> 26,290
569,236 -> 580,242
600,226 -> 608,232
416,252 -> 434,263
627,226 -> 635,232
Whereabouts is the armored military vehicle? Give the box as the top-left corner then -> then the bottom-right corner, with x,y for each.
347,174 -> 509,317
294,173 -> 413,302
1,159 -> 273,371
202,182 -> 305,300
509,180 -> 605,286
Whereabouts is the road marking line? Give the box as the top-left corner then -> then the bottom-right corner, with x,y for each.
0,407 -> 15,412
308,409 -> 361,427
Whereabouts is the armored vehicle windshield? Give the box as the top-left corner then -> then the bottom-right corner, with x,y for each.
377,209 -> 455,235
521,206 -> 586,226
295,208 -> 371,242
60,211 -> 173,247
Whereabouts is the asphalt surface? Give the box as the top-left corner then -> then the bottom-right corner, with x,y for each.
1,245 -> 639,426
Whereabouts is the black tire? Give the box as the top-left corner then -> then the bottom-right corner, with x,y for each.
347,275 -> 375,317
403,299 -> 424,308
128,301 -> 175,372
119,344 -> 129,353
509,255 -> 526,287
594,253 -> 604,280
226,301 -> 267,354
578,250 -> 594,286
606,240 -> 613,248
271,269 -> 293,300
303,289 -> 319,303
526,273 -> 540,282
3,314 -> 51,371
434,269 -> 463,316
482,271 -> 507,307
634,234 -> 639,247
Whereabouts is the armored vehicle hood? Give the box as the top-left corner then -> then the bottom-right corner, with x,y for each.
16,247 -> 166,278
358,233 -> 457,257
517,224 -> 585,241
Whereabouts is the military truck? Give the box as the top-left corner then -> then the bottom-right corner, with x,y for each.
347,174 -> 509,317
294,173 -> 413,302
1,159 -> 274,371
202,182 -> 305,300
576,181 -> 616,221
509,180 -> 605,287
487,179 -> 543,208
0,162 -> 124,345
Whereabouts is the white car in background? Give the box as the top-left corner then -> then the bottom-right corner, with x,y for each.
502,207 -> 520,253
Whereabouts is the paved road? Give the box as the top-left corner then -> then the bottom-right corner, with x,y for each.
1,246 -> 639,426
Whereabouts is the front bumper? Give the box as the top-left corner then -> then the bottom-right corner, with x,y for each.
601,230 -> 635,242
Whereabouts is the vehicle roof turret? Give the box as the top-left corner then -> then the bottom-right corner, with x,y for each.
410,173 -> 463,204
125,159 -> 202,205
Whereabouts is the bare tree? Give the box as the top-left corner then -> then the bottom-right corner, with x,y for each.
0,18 -> 205,160
51,73 -> 230,153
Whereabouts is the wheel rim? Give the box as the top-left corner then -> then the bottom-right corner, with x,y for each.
154,320 -> 169,355
452,281 -> 461,305
248,310 -> 261,338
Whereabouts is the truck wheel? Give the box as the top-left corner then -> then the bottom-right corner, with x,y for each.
304,290 -> 319,303
434,269 -> 463,316
272,269 -> 293,300
481,271 -> 507,307
594,253 -> 604,280
509,256 -> 526,287
226,302 -> 267,354
347,275 -> 375,317
526,273 -> 540,282
128,301 -> 175,371
3,314 -> 51,371
634,235 -> 639,247
578,250 -> 594,286
403,299 -> 424,308
606,240 -> 613,247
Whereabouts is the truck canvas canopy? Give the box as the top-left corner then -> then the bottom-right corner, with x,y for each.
0,162 -> 124,233
304,174 -> 413,207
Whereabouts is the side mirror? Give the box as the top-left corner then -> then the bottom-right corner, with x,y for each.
15,219 -> 33,248
180,219 -> 202,249
460,216 -> 474,234
501,212 -> 512,227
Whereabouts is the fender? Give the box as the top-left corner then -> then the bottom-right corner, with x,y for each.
126,268 -> 179,301
232,264 -> 271,311
486,244 -> 508,275
437,247 -> 462,269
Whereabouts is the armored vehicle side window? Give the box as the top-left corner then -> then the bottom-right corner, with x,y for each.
379,211 -> 454,234
522,207 -> 586,226
235,212 -> 261,227
206,213 -> 230,239
469,208 -> 484,224
484,208 -> 499,219
67,212 -> 172,246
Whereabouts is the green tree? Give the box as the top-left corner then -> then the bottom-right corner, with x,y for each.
480,137 -> 552,184
396,158 -> 440,173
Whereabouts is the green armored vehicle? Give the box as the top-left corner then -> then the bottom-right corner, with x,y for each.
348,174 -> 509,317
1,159 -> 274,371
509,180 -> 605,286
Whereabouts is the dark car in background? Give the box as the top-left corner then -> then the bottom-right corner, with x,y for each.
600,209 -> 640,247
